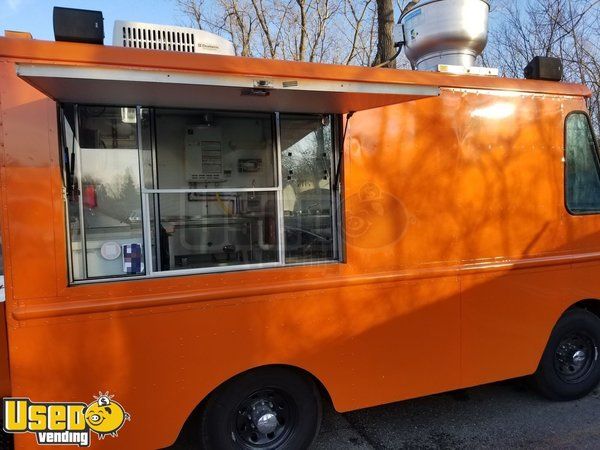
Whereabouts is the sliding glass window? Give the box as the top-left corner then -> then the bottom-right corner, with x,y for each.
281,115 -> 336,263
61,105 -> 340,282
63,105 -> 145,281
149,110 -> 279,272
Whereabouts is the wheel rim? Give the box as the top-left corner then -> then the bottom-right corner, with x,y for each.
554,331 -> 598,384
232,388 -> 297,448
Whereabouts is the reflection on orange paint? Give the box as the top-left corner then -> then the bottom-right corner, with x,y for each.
0,36 -> 597,450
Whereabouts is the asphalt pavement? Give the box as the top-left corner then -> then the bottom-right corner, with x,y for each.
313,378 -> 600,449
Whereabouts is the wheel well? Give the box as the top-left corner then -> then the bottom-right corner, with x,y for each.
171,364 -> 332,447
569,299 -> 600,319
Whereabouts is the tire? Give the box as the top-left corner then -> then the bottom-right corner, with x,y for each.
199,367 -> 322,450
534,308 -> 600,401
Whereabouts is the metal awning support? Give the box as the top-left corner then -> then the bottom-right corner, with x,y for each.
17,63 -> 440,113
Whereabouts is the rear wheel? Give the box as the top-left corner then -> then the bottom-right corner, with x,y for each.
199,367 -> 322,449
534,308 -> 600,401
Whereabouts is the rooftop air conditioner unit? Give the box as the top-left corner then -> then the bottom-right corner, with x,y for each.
113,21 -> 235,56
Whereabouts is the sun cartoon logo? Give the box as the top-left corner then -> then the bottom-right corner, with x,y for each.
84,392 -> 131,440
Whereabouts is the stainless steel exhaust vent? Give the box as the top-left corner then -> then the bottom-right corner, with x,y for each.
399,0 -> 490,71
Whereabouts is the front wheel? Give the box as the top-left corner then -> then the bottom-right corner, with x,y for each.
534,308 -> 600,401
199,367 -> 322,449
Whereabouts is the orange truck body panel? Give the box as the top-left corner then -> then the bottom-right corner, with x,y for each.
0,37 -> 598,449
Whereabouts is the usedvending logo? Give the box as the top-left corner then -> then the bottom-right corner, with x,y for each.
3,392 -> 130,446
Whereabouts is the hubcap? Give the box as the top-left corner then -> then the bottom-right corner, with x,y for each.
554,332 -> 597,383
573,350 -> 586,363
232,388 -> 296,448
256,412 -> 278,434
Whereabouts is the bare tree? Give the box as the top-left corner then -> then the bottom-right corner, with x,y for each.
341,0 -> 377,65
250,0 -> 278,58
176,0 -> 394,65
221,0 -> 255,56
373,0 -> 396,67
176,0 -> 207,29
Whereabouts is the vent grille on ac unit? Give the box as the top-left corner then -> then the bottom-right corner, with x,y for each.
112,21 -> 235,55
120,25 -> 195,52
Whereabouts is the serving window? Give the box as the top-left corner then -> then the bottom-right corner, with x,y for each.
60,105 -> 341,282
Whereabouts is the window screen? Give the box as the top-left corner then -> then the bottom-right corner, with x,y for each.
566,113 -> 600,214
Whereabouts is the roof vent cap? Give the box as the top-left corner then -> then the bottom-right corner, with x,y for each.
397,0 -> 490,71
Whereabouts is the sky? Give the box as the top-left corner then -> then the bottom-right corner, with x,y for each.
0,0 -> 183,43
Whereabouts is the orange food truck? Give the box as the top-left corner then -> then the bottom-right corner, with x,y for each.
1,2 -> 600,449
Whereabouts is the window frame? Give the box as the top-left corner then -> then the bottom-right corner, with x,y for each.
61,104 -> 343,284
279,113 -> 341,265
564,110 -> 600,216
62,104 -> 149,282
59,104 -> 76,284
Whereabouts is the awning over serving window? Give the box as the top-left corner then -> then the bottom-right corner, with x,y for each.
16,63 -> 439,114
